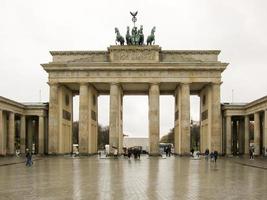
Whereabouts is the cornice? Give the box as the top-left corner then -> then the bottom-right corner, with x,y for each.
108,45 -> 161,51
161,50 -> 221,55
0,96 -> 25,108
50,51 -> 107,56
43,65 -> 227,72
42,62 -> 228,73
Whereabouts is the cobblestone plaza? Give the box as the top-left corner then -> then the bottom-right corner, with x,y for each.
0,156 -> 266,200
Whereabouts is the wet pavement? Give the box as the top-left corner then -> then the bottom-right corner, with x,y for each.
0,155 -> 267,200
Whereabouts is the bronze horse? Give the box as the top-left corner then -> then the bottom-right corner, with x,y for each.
146,26 -> 156,45
125,26 -> 132,45
115,27 -> 125,45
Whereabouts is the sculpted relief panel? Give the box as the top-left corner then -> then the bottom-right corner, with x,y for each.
112,50 -> 157,62
109,45 -> 160,63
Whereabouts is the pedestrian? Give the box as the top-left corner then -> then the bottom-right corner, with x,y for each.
137,148 -> 141,159
249,147 -> 252,160
214,150 -> 218,163
168,146 -> 171,157
165,146 -> 168,157
191,148 -> 194,157
25,149 -> 32,167
127,148 -> 132,159
205,149 -> 209,160
252,146 -> 255,160
15,149 -> 21,157
249,146 -> 254,160
210,151 -> 214,162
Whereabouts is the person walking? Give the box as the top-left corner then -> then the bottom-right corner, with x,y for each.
214,150 -> 218,163
168,146 -> 171,157
191,148 -> 194,157
249,147 -> 252,160
210,151 -> 214,162
205,149 -> 209,160
252,146 -> 255,160
25,149 -> 32,167
249,146 -> 254,160
137,148 -> 141,159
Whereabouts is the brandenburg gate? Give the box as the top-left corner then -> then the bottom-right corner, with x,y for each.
1,13 -> 267,157
42,45 -> 227,155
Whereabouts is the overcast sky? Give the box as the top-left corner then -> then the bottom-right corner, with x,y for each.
1,0 -> 267,137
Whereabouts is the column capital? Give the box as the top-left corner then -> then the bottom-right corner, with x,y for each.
80,82 -> 89,86
149,82 -> 159,86
180,82 -> 191,85
8,112 -> 15,117
110,82 -> 120,86
110,83 -> 123,91
254,112 -> 260,116
174,82 -> 191,91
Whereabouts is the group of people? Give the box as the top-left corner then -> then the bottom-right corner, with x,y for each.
125,147 -> 141,159
164,146 -> 171,157
204,148 -> 219,162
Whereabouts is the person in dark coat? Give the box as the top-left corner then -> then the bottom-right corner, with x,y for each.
137,148 -> 141,159
127,148 -> 132,159
167,146 -> 171,157
205,149 -> 209,160
214,150 -> 218,163
210,151 -> 214,161
191,148 -> 194,157
25,149 -> 32,167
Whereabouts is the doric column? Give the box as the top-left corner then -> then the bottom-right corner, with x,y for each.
38,116 -> 44,154
179,83 -> 190,155
109,83 -> 123,153
244,115 -> 250,154
264,110 -> 267,156
20,115 -> 26,154
27,118 -> 33,152
232,120 -> 238,155
238,119 -> 245,154
0,109 -> 6,155
88,85 -> 98,154
211,83 -> 222,153
7,112 -> 15,155
174,87 -> 179,154
79,83 -> 89,154
226,116 -> 232,155
254,112 -> 260,155
149,83 -> 160,155
48,83 -> 59,154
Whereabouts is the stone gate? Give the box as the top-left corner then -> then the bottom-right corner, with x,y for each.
42,45 -> 228,155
